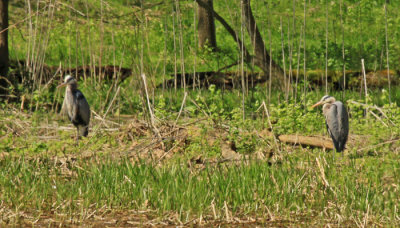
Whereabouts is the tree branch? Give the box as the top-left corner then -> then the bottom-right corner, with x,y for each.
195,0 -> 283,79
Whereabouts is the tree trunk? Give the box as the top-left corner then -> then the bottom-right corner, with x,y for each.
241,0 -> 283,78
197,0 -> 217,50
195,0 -> 283,82
0,0 -> 9,94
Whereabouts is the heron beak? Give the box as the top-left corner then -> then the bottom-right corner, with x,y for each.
311,101 -> 323,108
57,83 -> 67,89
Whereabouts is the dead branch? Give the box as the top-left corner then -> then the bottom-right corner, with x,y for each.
348,100 -> 395,126
261,129 -> 334,150
278,134 -> 334,150
141,73 -> 164,150
357,138 -> 400,152
195,0 -> 283,78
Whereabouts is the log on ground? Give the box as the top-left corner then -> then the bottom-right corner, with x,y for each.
278,134 -> 334,150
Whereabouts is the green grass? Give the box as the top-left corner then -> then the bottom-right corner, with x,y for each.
0,151 -> 399,225
4,0 -> 400,225
1,85 -> 400,225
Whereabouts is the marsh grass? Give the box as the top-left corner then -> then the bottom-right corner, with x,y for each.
0,151 -> 399,226
1,85 -> 400,225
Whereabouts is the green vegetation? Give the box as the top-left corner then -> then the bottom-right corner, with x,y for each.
0,152 -> 399,226
1,86 -> 400,225
8,0 -> 400,73
2,0 -> 400,226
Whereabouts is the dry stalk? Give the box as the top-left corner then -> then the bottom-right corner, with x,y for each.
267,2 -> 272,108
340,0 -> 346,99
361,59 -> 368,97
224,201 -> 230,222
188,96 -> 210,118
103,86 -> 120,119
141,73 -> 164,150
240,0 -> 246,120
279,17 -> 287,102
357,138 -> 400,152
303,0 -> 307,110
174,92 -> 188,127
261,101 -> 281,154
368,110 -> 388,127
211,199 -> 217,220
348,100 -> 395,126
315,157 -> 330,188
325,0 -> 329,94
384,2 -> 391,103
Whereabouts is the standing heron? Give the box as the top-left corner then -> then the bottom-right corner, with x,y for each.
58,75 -> 90,143
311,95 -> 349,152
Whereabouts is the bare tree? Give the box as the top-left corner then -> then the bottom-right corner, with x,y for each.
197,0 -> 217,50
196,0 -> 283,79
0,0 -> 8,79
241,0 -> 282,77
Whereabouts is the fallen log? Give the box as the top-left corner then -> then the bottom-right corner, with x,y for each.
259,129 -> 334,150
277,134 -> 334,150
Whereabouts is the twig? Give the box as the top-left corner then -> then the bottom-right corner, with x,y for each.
141,74 -> 164,150
103,86 -> 120,119
361,59 -> 368,97
56,1 -> 86,16
348,100 -> 395,126
157,136 -> 186,163
315,157 -> 330,188
174,92 -> 187,127
357,138 -> 400,152
368,110 -> 388,127
0,5 -> 46,34
262,101 -> 281,153
188,96 -> 210,118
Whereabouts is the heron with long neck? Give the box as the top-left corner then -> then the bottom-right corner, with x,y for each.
312,95 -> 349,152
58,75 -> 90,143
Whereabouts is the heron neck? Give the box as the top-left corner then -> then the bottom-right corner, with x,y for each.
67,84 -> 78,91
322,103 -> 332,116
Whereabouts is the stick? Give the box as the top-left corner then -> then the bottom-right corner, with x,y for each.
384,2 -> 391,103
368,110 -> 388,127
174,92 -> 188,127
262,101 -> 281,153
188,96 -> 210,118
141,74 -> 164,149
361,59 -> 368,97
103,86 -> 120,119
357,138 -> 400,152
348,100 -> 395,126
316,157 -> 330,188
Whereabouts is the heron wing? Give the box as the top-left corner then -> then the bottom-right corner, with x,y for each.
325,104 -> 340,151
334,101 -> 349,151
75,90 -> 91,126
326,102 -> 349,152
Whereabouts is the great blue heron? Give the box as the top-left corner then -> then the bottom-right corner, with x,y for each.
58,75 -> 90,143
312,95 -> 349,152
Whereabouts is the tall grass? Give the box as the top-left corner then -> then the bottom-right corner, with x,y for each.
0,154 -> 398,224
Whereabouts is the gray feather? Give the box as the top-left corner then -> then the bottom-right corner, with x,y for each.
325,101 -> 349,152
63,85 -> 90,138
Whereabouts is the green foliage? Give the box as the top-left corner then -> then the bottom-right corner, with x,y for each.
8,0 -> 400,82
270,101 -> 324,135
0,155 -> 399,225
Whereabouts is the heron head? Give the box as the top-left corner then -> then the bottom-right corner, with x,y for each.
57,75 -> 77,88
311,95 -> 336,108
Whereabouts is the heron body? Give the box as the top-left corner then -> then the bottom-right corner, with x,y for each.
312,95 -> 349,152
58,75 -> 90,142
